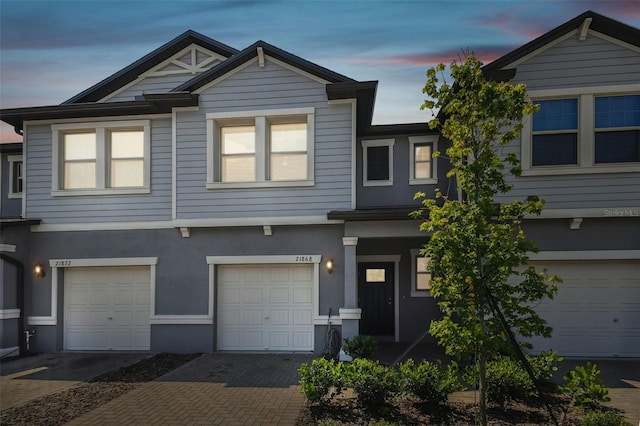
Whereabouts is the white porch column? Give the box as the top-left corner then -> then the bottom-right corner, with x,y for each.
340,237 -> 361,341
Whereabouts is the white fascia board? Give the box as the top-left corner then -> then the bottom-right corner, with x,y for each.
23,114 -> 172,127
266,55 -> 331,85
206,107 -> 315,120
588,29 -> 640,54
32,221 -> 175,232
504,30 -> 578,69
526,84 -> 640,98
529,250 -> 640,261
0,244 -> 17,253
531,207 -> 640,219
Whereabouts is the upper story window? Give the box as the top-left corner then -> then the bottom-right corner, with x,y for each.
521,85 -> 640,175
206,108 -> 315,189
52,120 -> 151,196
362,139 -> 394,186
594,95 -> 640,164
409,135 -> 438,185
410,248 -> 432,297
7,155 -> 23,198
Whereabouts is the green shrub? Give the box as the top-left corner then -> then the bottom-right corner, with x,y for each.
580,410 -> 631,426
562,362 -> 611,410
528,350 -> 563,382
399,359 -> 463,405
346,358 -> 399,411
298,358 -> 345,403
343,335 -> 378,359
464,356 -> 536,407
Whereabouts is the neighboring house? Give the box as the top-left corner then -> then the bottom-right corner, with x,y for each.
0,11 -> 638,358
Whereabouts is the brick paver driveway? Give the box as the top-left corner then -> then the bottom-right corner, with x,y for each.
68,353 -> 315,426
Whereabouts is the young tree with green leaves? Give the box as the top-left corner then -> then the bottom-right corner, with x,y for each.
413,55 -> 559,425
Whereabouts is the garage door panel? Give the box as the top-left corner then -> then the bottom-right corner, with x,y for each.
529,260 -> 639,357
218,264 -> 313,352
64,266 -> 150,351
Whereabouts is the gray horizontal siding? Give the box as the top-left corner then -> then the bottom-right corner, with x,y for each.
500,32 -> 640,210
25,119 -> 172,223
511,33 -> 640,89
176,59 -> 353,219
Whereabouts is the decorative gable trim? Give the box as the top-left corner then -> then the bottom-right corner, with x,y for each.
579,17 -> 592,41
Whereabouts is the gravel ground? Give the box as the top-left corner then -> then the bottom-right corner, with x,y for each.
0,353 -> 201,426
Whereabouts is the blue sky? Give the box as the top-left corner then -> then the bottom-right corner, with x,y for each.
1,0 -> 639,142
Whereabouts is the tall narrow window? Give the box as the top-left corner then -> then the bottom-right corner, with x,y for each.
110,130 -> 144,187
594,94 -> 640,164
414,143 -> 432,179
221,126 -> 255,182
63,132 -> 96,189
415,256 -> 432,291
12,161 -> 23,194
270,122 -> 307,181
532,98 -> 578,166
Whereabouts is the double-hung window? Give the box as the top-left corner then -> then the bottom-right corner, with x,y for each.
206,108 -> 314,189
522,86 -> 640,175
409,135 -> 438,185
410,248 -> 432,297
362,139 -> 394,186
594,95 -> 640,164
52,120 -> 151,196
7,155 -> 23,198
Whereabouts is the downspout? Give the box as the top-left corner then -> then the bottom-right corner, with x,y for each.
0,253 -> 26,356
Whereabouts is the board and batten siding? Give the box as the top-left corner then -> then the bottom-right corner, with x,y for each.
175,59 -> 353,219
497,32 -> 640,210
25,119 -> 173,223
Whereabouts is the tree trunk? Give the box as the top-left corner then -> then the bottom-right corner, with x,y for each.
478,311 -> 488,426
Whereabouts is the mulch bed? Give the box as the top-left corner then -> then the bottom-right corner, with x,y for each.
0,353 -> 200,426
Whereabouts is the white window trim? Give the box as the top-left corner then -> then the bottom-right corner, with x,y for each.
206,108 -> 315,189
409,135 -> 438,185
51,120 -> 151,196
410,248 -> 432,297
362,138 -> 394,187
7,155 -> 23,198
522,85 -> 640,176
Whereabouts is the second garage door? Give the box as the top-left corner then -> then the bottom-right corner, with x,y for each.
218,264 -> 314,351
528,260 -> 640,357
64,266 -> 151,351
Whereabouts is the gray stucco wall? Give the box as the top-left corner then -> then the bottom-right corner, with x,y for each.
24,224 -> 345,353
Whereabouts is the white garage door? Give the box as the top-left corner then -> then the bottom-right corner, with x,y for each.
65,266 -> 151,351
528,260 -> 640,357
218,264 -> 314,351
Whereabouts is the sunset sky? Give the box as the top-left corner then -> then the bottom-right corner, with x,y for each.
1,0 -> 639,142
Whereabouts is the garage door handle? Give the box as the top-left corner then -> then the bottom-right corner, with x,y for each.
107,317 -> 113,320
264,316 -> 269,320
613,318 -> 618,323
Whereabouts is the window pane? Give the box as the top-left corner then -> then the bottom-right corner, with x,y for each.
64,133 -> 96,160
111,130 -> 144,158
367,145 -> 389,181
221,126 -> 255,154
417,257 -> 430,271
111,159 -> 144,187
533,99 -> 578,131
271,123 -> 307,152
64,162 -> 96,189
415,144 -> 432,162
595,130 -> 640,163
415,163 -> 431,179
416,274 -> 431,290
532,133 -> 577,166
595,95 -> 640,128
366,269 -> 385,282
12,161 -> 23,193
271,153 -> 307,180
222,156 -> 255,182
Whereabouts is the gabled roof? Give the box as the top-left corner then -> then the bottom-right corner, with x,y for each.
64,30 -> 238,104
174,40 -> 356,93
483,10 -> 640,78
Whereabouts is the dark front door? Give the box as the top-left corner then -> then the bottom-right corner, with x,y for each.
358,262 -> 394,336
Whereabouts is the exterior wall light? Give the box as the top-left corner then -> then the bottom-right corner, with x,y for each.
34,262 -> 46,278
326,258 -> 334,274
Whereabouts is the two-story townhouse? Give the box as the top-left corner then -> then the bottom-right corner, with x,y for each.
482,11 -> 640,357
0,31 -> 391,355
1,10 -> 638,359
